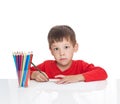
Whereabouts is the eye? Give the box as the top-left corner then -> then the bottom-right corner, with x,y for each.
53,48 -> 59,51
64,46 -> 70,49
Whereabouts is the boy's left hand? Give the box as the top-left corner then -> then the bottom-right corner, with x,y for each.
54,74 -> 85,84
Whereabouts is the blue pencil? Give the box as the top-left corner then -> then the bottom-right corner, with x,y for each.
22,54 -> 30,87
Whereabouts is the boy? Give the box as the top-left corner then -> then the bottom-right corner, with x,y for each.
30,25 -> 108,84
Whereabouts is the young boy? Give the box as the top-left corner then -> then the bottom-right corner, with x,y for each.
30,25 -> 108,84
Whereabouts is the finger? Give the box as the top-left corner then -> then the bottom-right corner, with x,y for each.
42,72 -> 49,79
56,78 -> 69,84
35,73 -> 47,82
55,75 -> 65,79
40,72 -> 49,81
36,76 -> 42,82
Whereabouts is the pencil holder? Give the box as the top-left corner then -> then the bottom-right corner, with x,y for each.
12,52 -> 33,87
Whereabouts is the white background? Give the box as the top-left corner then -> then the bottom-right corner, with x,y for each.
0,0 -> 120,79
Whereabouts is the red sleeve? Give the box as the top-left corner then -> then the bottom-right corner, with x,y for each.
30,66 -> 35,77
81,61 -> 108,82
30,62 -> 46,77
30,60 -> 57,78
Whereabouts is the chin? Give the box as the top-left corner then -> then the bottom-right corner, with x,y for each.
57,59 -> 72,66
59,61 -> 71,66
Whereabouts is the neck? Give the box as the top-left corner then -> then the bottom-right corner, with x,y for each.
57,61 -> 72,71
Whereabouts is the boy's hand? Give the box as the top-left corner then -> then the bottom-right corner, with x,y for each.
31,71 -> 49,82
55,74 -> 85,84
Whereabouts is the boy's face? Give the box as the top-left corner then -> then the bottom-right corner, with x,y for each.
50,38 -> 78,69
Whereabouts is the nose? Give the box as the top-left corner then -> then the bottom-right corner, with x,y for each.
59,49 -> 65,56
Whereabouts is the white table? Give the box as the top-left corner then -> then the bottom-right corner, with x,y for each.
0,78 -> 119,104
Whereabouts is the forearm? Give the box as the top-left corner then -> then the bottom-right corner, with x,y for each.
82,68 -> 108,82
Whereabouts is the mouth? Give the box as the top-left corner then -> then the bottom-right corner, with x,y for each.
59,58 -> 67,61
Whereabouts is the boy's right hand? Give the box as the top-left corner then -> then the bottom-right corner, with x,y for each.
31,71 -> 49,82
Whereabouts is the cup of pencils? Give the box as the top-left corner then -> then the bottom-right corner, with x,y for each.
12,52 -> 33,87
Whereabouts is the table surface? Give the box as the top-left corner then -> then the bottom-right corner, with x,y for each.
0,78 -> 119,104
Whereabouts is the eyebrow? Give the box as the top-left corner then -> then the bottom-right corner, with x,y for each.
51,43 -> 71,47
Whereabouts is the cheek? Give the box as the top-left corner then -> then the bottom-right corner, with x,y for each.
51,50 -> 56,56
66,51 -> 73,56
67,49 -> 74,53
52,53 -> 59,59
69,50 -> 75,56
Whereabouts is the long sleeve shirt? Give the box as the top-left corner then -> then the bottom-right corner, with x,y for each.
30,60 -> 108,82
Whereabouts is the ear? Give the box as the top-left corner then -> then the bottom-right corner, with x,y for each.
74,43 -> 78,52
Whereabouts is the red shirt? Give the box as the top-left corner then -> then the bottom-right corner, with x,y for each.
30,60 -> 108,82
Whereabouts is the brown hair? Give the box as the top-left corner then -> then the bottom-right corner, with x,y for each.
48,25 -> 77,48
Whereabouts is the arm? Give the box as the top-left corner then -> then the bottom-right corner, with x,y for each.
30,62 -> 49,82
55,61 -> 108,84
82,66 -> 108,82
81,61 -> 108,82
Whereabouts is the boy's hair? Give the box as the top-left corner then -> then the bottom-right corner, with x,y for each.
48,25 -> 77,48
